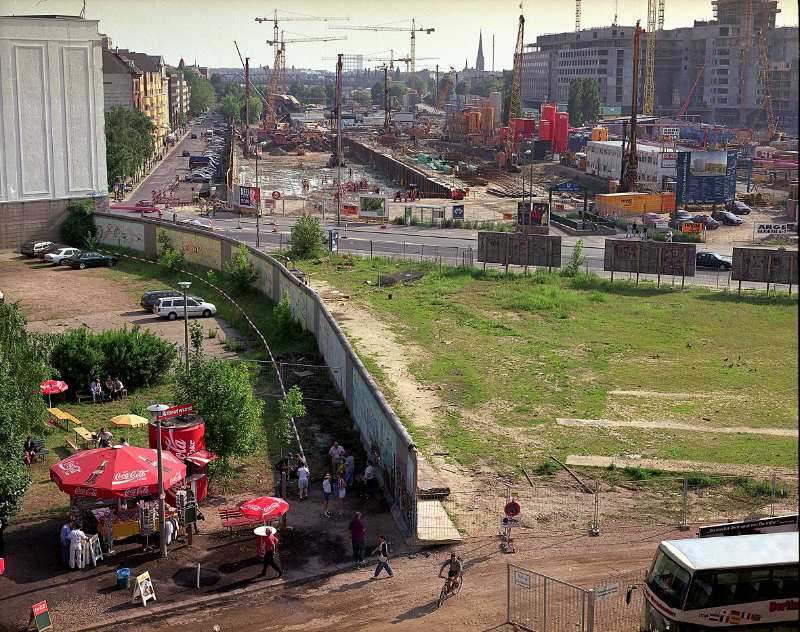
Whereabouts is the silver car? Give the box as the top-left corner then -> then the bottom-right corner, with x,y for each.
153,296 -> 217,320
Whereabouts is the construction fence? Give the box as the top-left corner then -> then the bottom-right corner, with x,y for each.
507,565 -> 647,632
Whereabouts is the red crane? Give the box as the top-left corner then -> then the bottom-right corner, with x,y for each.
678,60 -> 707,118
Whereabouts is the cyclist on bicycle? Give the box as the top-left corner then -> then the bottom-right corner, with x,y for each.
438,553 -> 463,591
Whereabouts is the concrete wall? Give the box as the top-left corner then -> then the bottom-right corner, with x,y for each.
102,72 -> 134,112
0,16 -> 108,203
94,213 -> 418,535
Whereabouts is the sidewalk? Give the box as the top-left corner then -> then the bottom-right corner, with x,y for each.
123,127 -> 191,203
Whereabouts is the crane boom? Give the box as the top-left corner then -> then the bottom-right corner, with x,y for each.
757,27 -> 777,140
503,12 -> 524,169
677,59 -> 707,118
643,0 -> 657,115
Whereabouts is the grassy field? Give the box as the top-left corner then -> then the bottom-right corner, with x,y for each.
300,257 -> 798,472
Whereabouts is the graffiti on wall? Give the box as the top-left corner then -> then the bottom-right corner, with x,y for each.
317,313 -> 347,393
96,217 -> 145,251
247,253 -> 274,297
161,229 -> 222,269
352,370 -> 398,496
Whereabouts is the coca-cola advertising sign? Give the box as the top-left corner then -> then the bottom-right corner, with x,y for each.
149,420 -> 205,461
113,470 -> 148,484
58,460 -> 81,475
123,485 -> 152,498
73,486 -> 98,497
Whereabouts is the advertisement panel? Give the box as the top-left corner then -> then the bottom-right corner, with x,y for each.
660,152 -> 677,168
756,223 -> 797,236
676,151 -> 737,205
517,201 -> 550,227
478,232 -> 561,268
358,194 -> 388,220
690,150 -> 728,176
452,204 -> 465,220
238,185 -> 261,210
603,240 -> 696,276
731,247 -> 798,284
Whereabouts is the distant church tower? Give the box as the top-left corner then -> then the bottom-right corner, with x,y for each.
475,31 -> 485,72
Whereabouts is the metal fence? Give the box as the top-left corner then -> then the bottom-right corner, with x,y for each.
507,565 -> 648,632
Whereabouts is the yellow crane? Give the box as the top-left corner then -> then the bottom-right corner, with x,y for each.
503,11 -> 525,169
331,20 -> 434,90
757,27 -> 777,141
739,0 -> 754,127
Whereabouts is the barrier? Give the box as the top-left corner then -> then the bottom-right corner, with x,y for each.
94,213 -> 420,536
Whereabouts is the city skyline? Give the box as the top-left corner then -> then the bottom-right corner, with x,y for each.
6,0 -> 799,72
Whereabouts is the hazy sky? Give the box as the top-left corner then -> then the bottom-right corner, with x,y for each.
6,0 -> 799,71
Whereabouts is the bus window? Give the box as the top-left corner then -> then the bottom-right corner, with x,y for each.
648,550 -> 691,609
687,565 -> 799,610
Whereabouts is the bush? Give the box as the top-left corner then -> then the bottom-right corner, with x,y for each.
289,214 -> 326,259
561,239 -> 586,277
156,231 -> 184,272
50,325 -> 176,393
60,200 -> 97,248
224,245 -> 256,294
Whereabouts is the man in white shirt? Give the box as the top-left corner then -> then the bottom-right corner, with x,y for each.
296,461 -> 310,500
68,523 -> 88,569
328,442 -> 346,473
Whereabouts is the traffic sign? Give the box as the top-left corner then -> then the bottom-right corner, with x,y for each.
160,404 -> 193,420
504,500 -> 521,517
500,516 -> 521,528
552,181 -> 582,193
272,190 -> 282,200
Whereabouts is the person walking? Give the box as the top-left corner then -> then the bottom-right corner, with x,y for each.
370,535 -> 393,578
59,521 -> 72,567
344,453 -> 355,487
68,522 -> 88,570
348,512 -> 366,566
322,474 -> 332,518
258,526 -> 282,578
625,223 -> 633,239
296,460 -> 310,500
336,472 -> 347,514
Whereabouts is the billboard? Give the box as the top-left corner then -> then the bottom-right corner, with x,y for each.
358,194 -> 388,220
603,240 -> 696,276
238,185 -> 261,210
517,201 -> 550,228
731,248 -> 798,285
756,223 -> 797,236
478,232 -> 561,268
675,150 -> 737,205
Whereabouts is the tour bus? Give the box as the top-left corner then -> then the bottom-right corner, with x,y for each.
639,530 -> 798,631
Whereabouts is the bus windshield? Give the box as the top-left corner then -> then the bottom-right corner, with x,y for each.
648,549 -> 691,609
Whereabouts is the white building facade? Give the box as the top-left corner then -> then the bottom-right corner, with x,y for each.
585,140 -> 678,191
0,16 -> 108,249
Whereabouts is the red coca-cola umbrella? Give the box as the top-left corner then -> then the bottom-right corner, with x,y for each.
50,445 -> 186,500
239,496 -> 289,521
40,379 -> 68,407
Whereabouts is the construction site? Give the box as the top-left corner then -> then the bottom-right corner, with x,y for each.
223,1 -> 797,237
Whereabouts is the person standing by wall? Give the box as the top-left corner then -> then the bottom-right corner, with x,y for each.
68,522 -> 88,570
296,459 -> 310,501
322,474 -> 332,518
344,453 -> 355,487
370,535 -> 393,578
59,521 -> 72,567
348,512 -> 366,566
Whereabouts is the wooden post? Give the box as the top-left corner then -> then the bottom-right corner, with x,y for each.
504,234 -> 509,274
636,243 -> 641,285
766,254 -> 773,294
610,244 -> 615,283
657,247 -> 662,287
681,249 -> 686,289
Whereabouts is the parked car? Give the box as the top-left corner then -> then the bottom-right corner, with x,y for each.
140,289 -> 183,311
711,209 -> 744,225
67,251 -> 118,269
692,214 -> 720,229
21,240 -> 56,257
153,296 -> 217,320
186,217 -> 214,228
44,247 -> 81,265
34,242 -> 70,259
696,251 -> 732,270
726,200 -> 752,215
670,210 -> 694,229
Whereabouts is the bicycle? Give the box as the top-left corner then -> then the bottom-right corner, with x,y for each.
437,572 -> 463,608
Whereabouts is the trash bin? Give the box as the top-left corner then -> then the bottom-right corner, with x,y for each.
116,567 -> 131,589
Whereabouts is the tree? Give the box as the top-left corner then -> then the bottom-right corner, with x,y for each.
210,73 -> 227,98
568,80 -> 584,126
247,95 -> 263,124
289,215 -> 326,259
351,89 -> 372,107
60,199 -> 97,248
370,81 -> 384,106
105,107 -> 155,183
323,81 -> 335,105
501,69 -> 514,123
0,303 -> 50,544
174,359 -> 264,465
182,71 -> 216,115
568,79 -> 601,126
220,94 -> 241,122
275,385 -> 305,451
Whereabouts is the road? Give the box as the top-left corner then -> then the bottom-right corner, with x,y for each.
109,119 -> 792,292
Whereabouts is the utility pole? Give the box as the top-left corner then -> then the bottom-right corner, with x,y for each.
335,53 -> 343,226
435,64 -> 439,103
147,404 -> 169,559
492,34 -> 495,72
383,65 -> 390,132
619,22 -> 641,193
244,57 -> 250,157
255,151 -> 260,247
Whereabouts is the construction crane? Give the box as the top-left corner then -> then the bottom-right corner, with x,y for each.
331,20 -> 434,90
255,11 -> 349,72
642,0 -> 657,115
677,59 -> 707,118
436,67 -> 456,110
619,21 -> 642,194
575,0 -> 581,31
738,0 -> 754,127
757,27 -> 777,141
503,11 -> 525,169
657,0 -> 665,30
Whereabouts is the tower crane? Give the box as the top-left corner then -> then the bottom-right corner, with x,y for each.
757,27 -> 777,141
503,11 -> 525,169
575,0 -> 581,31
738,0 -> 754,127
331,20 -> 434,90
619,22 -> 642,194
642,0 -> 657,115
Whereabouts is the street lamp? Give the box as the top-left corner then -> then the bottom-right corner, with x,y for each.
525,150 -> 533,208
255,150 -> 261,248
147,403 -> 169,559
178,281 -> 191,369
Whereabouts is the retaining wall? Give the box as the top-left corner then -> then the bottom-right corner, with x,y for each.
94,213 -> 418,535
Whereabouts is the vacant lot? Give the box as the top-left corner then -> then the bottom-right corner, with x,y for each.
300,257 -> 798,473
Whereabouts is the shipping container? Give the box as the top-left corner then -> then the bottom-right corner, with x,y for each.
539,119 -> 552,141
596,191 -> 676,215
554,112 -> 569,154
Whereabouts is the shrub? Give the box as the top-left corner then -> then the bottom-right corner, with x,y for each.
561,239 -> 586,277
534,460 -> 559,476
50,325 -> 176,393
60,200 -> 97,248
289,214 -> 326,259
156,231 -> 184,271
224,245 -> 256,294
275,385 -> 306,450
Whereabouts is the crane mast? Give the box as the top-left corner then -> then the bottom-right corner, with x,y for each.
619,22 -> 642,194
643,0 -> 657,115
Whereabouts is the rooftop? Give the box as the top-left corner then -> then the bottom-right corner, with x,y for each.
661,532 -> 798,571
587,140 -> 681,153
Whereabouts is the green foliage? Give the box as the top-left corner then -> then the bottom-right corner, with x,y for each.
247,95 -> 263,124
220,94 -> 241,122
157,231 -> 184,272
189,320 -> 204,360
174,358 -> 264,463
622,466 -> 663,481
224,245 -> 256,293
60,199 -> 97,248
0,303 -> 50,523
50,326 -> 176,393
568,79 -> 601,126
534,460 -> 559,476
562,239 -> 586,277
289,214 -> 326,259
128,397 -> 149,418
275,385 -> 305,450
181,70 -> 216,115
289,81 -> 328,104
272,294 -> 298,334
105,106 -> 156,183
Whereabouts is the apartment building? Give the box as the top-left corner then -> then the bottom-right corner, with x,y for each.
167,69 -> 190,131
0,15 -> 108,250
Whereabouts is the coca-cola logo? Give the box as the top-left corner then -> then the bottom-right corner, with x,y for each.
58,461 -> 81,475
123,485 -> 152,498
73,486 -> 98,497
165,435 -> 198,459
242,501 -> 281,514
169,472 -> 184,486
114,470 -> 148,483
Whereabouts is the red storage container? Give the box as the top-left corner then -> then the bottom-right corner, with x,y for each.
541,104 -> 556,128
539,119 -> 552,141
148,416 -> 206,460
555,112 -> 569,153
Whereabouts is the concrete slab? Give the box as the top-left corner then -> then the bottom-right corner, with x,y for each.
415,499 -> 462,545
